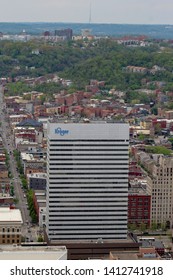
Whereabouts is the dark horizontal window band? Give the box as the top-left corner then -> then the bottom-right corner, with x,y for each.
49,199 -> 128,201
48,152 -> 128,154
49,223 -> 127,225
49,139 -> 127,142
49,177 -> 128,180
49,192 -> 127,194
49,201 -> 128,205
50,236 -> 126,238
48,182 -> 128,184
49,144 -> 129,147
49,162 -> 129,166
50,238 -> 126,241
49,182 -> 128,184
49,231 -> 126,233
49,205 -> 127,208
49,161 -> 129,166
50,236 -> 127,239
48,210 -> 127,213
50,238 -> 127,241
50,214 -> 127,217
49,216 -> 127,219
49,149 -> 128,152
49,196 -> 127,198
49,158 -> 128,161
49,173 -> 128,175
49,156 -> 128,159
49,190 -> 128,195
49,234 -> 126,237
49,168 -> 128,170
49,153 -> 128,156
49,207 -> 127,210
49,224 -> 126,227
49,192 -> 128,195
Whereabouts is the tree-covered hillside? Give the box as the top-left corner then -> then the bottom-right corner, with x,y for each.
1,39 -> 173,91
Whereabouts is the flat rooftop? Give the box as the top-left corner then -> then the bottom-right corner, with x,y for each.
49,118 -> 127,124
0,245 -> 67,260
0,208 -> 23,223
0,193 -> 13,198
50,235 -> 136,244
28,173 -> 47,179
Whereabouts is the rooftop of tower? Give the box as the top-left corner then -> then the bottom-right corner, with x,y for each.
48,117 -> 127,124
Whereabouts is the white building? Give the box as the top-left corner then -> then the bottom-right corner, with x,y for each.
0,208 -> 23,244
147,155 -> 173,227
46,120 -> 129,242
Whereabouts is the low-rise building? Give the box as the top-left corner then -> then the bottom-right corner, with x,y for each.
0,163 -> 8,179
16,140 -> 39,152
0,208 -> 23,244
0,245 -> 67,260
33,190 -> 46,227
24,159 -> 46,176
109,247 -> 161,260
0,193 -> 14,206
140,239 -> 165,256
9,114 -> 29,127
128,179 -> 151,227
28,172 -> 47,190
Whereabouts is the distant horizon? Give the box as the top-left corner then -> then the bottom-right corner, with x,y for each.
1,22 -> 173,40
0,22 -> 173,26
1,1 -> 173,25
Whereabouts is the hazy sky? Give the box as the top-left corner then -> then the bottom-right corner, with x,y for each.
1,0 -> 173,24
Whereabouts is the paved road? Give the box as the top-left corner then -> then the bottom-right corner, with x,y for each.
0,85 -> 38,241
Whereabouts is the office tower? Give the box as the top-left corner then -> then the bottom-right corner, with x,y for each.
147,155 -> 173,228
54,29 -> 73,40
46,120 -> 129,242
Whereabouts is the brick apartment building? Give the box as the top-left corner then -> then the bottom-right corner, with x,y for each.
128,180 -> 151,227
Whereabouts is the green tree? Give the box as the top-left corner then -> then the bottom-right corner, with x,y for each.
128,223 -> 137,231
151,221 -> 158,231
138,133 -> 146,141
27,190 -> 38,223
145,145 -> 172,155
10,185 -> 14,196
37,235 -> 44,242
140,222 -> 147,232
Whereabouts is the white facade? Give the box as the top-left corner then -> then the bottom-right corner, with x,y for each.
147,155 -> 173,227
46,121 -> 129,241
39,206 -> 46,227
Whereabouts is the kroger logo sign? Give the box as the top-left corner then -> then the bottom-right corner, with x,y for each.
55,127 -> 69,136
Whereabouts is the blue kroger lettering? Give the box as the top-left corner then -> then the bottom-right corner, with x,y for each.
55,127 -> 69,136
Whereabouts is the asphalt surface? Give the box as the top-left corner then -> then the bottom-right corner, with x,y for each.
0,85 -> 38,241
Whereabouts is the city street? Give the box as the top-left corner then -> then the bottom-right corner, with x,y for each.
0,85 -> 38,241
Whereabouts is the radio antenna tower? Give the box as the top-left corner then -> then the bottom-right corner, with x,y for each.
89,2 -> 92,24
